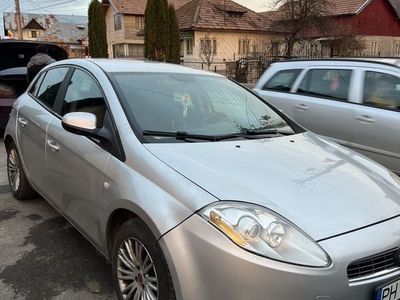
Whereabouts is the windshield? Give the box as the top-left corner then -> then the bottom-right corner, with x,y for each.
111,72 -> 292,141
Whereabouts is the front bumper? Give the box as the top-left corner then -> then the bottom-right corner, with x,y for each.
160,214 -> 400,300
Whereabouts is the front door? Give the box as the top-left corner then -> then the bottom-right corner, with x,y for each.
43,68 -> 111,244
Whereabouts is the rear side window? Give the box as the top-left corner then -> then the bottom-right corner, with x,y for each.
62,69 -> 107,127
263,69 -> 301,92
363,71 -> 400,111
37,68 -> 69,109
297,69 -> 352,101
29,72 -> 46,97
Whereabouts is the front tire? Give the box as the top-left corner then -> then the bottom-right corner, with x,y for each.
6,141 -> 36,200
112,219 -> 176,300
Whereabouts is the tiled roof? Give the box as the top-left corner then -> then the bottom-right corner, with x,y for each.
260,0 -> 400,18
176,0 -> 278,33
328,0 -> 370,16
102,0 -> 192,15
3,12 -> 87,31
37,23 -> 88,44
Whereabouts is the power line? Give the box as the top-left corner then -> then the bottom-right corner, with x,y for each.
27,0 -> 83,11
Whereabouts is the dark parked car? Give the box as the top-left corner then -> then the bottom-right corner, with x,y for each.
0,40 -> 67,129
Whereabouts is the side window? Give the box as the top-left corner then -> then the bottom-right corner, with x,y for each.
298,69 -> 352,101
263,69 -> 301,92
62,69 -> 107,127
363,71 -> 400,111
29,71 -> 46,97
37,68 -> 69,109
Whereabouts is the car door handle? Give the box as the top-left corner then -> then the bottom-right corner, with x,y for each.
356,115 -> 375,123
18,117 -> 28,127
294,104 -> 309,111
47,139 -> 60,152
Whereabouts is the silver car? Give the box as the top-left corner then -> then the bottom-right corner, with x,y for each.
4,59 -> 400,300
254,59 -> 400,174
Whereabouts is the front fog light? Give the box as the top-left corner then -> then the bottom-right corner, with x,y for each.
200,202 -> 330,267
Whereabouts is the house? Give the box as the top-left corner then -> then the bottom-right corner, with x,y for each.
38,23 -> 88,58
101,0 -> 191,59
21,18 -> 45,40
2,13 -> 88,57
261,0 -> 400,57
102,0 -> 281,69
323,0 -> 400,57
176,0 -> 281,70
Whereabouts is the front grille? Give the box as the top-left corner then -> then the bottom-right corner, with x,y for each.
347,248 -> 400,280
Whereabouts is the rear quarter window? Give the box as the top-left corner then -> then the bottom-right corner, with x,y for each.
263,69 -> 301,92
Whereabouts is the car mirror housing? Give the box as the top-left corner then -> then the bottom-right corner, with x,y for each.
62,112 -> 97,131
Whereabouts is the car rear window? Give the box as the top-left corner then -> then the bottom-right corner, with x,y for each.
263,69 -> 301,92
297,69 -> 352,101
363,71 -> 400,111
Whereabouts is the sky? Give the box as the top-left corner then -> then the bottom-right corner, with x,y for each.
0,0 -> 273,37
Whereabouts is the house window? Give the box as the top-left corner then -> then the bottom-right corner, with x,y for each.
238,39 -> 250,56
370,41 -> 379,56
31,30 -> 37,38
113,44 -> 125,58
394,42 -> 400,57
136,16 -> 144,29
200,38 -> 217,56
114,14 -> 122,31
228,12 -> 243,18
186,39 -> 193,55
128,44 -> 144,58
180,40 -> 184,56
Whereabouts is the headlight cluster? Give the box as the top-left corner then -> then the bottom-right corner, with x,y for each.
200,202 -> 330,267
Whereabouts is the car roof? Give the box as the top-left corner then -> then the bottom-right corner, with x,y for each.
60,59 -> 224,77
271,58 -> 400,69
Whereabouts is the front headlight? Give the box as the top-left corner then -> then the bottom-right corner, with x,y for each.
200,202 -> 330,267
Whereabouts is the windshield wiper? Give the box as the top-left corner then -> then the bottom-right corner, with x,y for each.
143,128 -> 294,142
143,130 -> 221,141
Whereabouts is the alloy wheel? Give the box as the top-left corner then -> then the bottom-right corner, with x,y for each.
8,149 -> 20,192
117,237 -> 159,300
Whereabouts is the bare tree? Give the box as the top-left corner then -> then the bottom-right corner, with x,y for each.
198,33 -> 216,70
271,0 -> 333,57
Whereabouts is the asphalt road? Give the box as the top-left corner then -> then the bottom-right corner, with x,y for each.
0,135 -> 117,300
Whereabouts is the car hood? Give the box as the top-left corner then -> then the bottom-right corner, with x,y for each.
144,133 -> 400,241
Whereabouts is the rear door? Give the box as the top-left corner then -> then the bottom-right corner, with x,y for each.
291,67 -> 355,143
351,69 -> 400,173
16,67 -> 69,190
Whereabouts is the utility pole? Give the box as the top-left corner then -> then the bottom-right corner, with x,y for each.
15,0 -> 23,39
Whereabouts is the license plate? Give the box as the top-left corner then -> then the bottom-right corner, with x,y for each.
376,278 -> 400,300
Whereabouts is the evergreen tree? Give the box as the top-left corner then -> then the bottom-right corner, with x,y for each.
145,0 -> 170,61
88,0 -> 108,58
168,4 -> 181,64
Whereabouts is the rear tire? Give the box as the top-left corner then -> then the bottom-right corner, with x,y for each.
6,141 -> 37,200
112,219 -> 176,300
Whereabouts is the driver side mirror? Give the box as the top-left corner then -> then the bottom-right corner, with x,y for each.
62,112 -> 102,139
